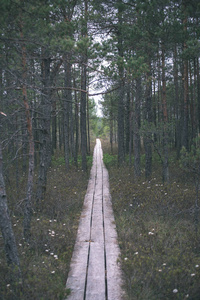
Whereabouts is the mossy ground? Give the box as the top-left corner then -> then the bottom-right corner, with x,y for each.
1,139 -> 200,299
0,150 -> 92,300
102,140 -> 200,300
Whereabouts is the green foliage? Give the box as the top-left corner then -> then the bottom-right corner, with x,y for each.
0,158 -> 88,299
180,144 -> 200,176
103,153 -> 117,168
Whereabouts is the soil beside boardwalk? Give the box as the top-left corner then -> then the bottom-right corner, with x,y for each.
66,139 -> 124,300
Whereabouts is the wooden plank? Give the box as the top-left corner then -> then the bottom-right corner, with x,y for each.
66,139 -> 124,300
66,241 -> 89,300
102,165 -> 125,300
86,242 -> 105,300
66,142 -> 97,299
85,140 -> 105,299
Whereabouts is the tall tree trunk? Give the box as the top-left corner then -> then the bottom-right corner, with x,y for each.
161,43 -> 169,183
64,58 -> 71,171
182,2 -> 189,150
117,0 -> 125,165
174,44 -> 181,158
74,77 -> 79,166
0,140 -> 21,274
144,65 -> 152,179
80,0 -> 88,172
20,22 -> 35,241
125,86 -> 130,154
51,100 -> 57,153
134,77 -> 141,178
110,98 -> 113,154
196,58 -> 200,134
36,57 -> 51,203
87,93 -> 90,155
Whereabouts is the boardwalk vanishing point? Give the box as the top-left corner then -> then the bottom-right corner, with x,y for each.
66,139 -> 124,300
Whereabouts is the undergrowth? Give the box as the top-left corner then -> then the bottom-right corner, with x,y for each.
0,151 -> 90,299
102,141 -> 200,300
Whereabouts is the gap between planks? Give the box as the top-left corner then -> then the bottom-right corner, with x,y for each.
66,139 -> 124,300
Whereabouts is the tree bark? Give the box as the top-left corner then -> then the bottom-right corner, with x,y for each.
80,0 -> 88,172
144,66 -> 152,179
64,58 -> 71,171
134,77 -> 141,178
182,2 -> 189,150
117,0 -> 125,165
161,43 -> 169,183
20,21 -> 35,241
36,56 -> 52,203
0,141 -> 21,274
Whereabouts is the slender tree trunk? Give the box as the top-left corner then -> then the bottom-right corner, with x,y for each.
196,58 -> 200,134
161,43 -> 169,183
134,77 -> 141,178
74,77 -> 79,166
80,0 -> 88,172
80,64 -> 87,171
144,64 -> 152,179
64,58 -> 71,171
110,98 -> 113,154
182,2 -> 189,150
87,93 -> 90,155
174,44 -> 181,158
51,100 -> 57,153
125,86 -> 130,154
36,57 -> 51,203
117,1 -> 125,165
20,22 -> 35,241
0,141 -> 21,274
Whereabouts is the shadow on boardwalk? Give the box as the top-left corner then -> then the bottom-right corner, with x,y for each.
66,139 -> 125,300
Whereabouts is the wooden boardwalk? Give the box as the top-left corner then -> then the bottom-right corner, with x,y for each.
66,139 -> 124,300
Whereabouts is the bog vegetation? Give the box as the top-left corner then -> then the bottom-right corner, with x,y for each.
0,0 -> 200,299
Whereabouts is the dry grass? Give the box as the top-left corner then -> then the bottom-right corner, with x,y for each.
0,152 -> 91,299
102,140 -> 200,300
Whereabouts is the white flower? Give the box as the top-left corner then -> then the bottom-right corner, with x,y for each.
173,289 -> 178,293
158,269 -> 162,272
191,273 -> 195,277
130,204 -> 133,207
195,264 -> 199,268
134,252 -> 138,255
163,263 -> 167,266
124,257 -> 128,261
37,218 -> 40,221
54,255 -> 58,259
51,271 -> 55,274
50,252 -> 54,256
148,232 -> 154,235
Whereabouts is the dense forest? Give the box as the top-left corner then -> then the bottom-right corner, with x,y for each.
0,0 -> 200,299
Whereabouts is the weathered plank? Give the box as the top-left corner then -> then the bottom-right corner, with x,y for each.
66,139 -> 124,300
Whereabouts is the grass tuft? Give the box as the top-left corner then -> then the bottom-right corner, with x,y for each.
102,140 -> 200,300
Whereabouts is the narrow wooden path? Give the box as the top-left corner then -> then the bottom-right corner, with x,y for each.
66,139 -> 124,300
